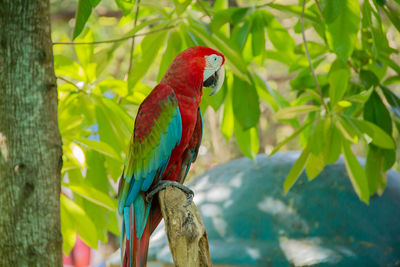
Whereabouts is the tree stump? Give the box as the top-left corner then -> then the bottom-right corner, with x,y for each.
158,187 -> 211,267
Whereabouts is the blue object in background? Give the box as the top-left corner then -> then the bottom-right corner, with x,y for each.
148,151 -> 400,266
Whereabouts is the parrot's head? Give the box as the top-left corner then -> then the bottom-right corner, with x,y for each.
200,48 -> 225,96
162,46 -> 225,96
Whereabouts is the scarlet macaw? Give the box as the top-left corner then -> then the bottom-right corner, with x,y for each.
118,46 -> 225,267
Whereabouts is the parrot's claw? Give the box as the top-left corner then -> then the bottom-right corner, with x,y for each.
146,180 -> 194,207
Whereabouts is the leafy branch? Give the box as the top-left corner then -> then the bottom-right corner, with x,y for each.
52,25 -> 175,45
301,0 -> 328,112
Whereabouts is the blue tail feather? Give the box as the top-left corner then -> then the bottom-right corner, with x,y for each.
134,194 -> 152,240
124,207 -> 130,240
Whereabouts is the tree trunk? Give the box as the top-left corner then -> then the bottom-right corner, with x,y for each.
0,0 -> 63,266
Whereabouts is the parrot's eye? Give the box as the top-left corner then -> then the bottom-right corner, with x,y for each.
206,54 -> 221,69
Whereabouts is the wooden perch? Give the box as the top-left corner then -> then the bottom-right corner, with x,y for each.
158,187 -> 212,267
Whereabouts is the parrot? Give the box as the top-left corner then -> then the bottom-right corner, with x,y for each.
117,46 -> 225,267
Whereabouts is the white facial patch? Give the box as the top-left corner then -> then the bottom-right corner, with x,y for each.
203,54 -> 223,81
214,65 -> 225,92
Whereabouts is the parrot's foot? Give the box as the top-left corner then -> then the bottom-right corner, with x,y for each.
146,180 -> 194,207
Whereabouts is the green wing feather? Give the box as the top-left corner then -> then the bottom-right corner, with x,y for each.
117,84 -> 182,241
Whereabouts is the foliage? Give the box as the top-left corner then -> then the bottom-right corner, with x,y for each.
52,0 -> 400,254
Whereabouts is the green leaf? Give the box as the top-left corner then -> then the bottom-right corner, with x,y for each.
269,120 -> 314,157
94,97 -> 132,181
75,138 -> 122,160
337,100 -> 352,108
283,146 -> 310,194
251,12 -> 265,56
89,0 -> 101,6
292,94 -> 316,108
107,209 -> 121,235
62,182 -> 117,211
384,75 -> 400,86
362,0 -> 392,59
374,0 -> 386,5
61,195 -> 98,248
320,0 -> 345,23
95,107 -> 123,153
359,70 -> 379,89
173,0 -> 192,15
336,117 -> 359,143
253,70 -> 289,111
323,119 -> 342,164
59,93 -> 96,132
234,122 -> 259,159
80,197 -> 120,242
74,29 -> 94,68
94,95 -> 132,152
91,48 -> 115,78
54,55 -> 85,81
210,8 -> 236,32
380,55 -> 400,76
126,83 -> 152,105
97,79 -> 127,96
349,118 -> 395,149
382,148 -> 396,171
73,0 -> 93,39
329,59 -> 350,107
305,152 -> 325,181
290,68 -> 328,91
308,119 -> 326,155
383,5 -> 400,33
231,19 -> 251,50
365,145 -> 390,196
202,79 -> 227,111
213,0 -> 227,10
380,84 -> 400,121
275,105 -> 320,120
261,10 -> 296,52
158,30 -> 182,82
305,89 -> 323,104
364,91 -> 392,134
85,151 -> 112,193
232,76 -> 260,130
231,8 -> 252,24
60,201 -> 77,255
342,141 -> 369,204
346,88 -> 373,104
115,0 -> 135,15
128,30 -> 168,91
80,200 -> 108,243
221,79 -> 234,141
59,110 -> 85,137
295,41 -> 327,59
325,0 -> 360,61
267,4 -> 320,23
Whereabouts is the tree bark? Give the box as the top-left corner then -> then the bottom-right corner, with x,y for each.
0,0 -> 63,266
158,187 -> 212,267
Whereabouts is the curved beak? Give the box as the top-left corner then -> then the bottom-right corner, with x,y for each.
203,65 -> 225,96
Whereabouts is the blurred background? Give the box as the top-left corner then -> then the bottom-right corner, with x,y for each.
50,0 -> 400,266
